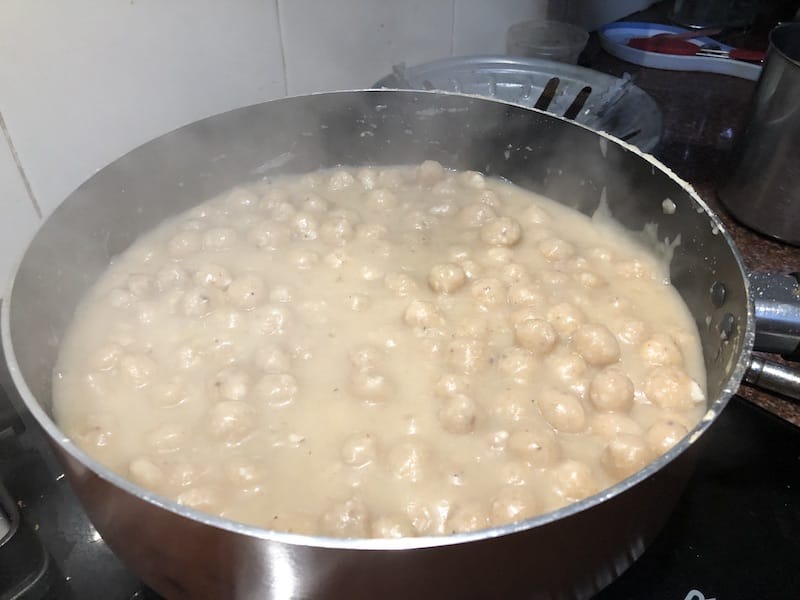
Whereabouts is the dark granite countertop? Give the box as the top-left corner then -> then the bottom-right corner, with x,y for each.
583,9 -> 800,426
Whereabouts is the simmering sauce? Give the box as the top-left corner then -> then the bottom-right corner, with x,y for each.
53,163 -> 705,538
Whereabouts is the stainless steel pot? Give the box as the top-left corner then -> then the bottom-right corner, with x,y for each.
1,90 -> 798,599
720,22 -> 800,245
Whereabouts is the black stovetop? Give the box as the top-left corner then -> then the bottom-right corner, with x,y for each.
1,382 -> 798,600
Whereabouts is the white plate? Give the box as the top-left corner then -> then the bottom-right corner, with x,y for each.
598,22 -> 762,81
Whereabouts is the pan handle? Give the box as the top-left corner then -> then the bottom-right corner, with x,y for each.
744,272 -> 800,401
744,356 -> 800,402
750,272 -> 800,359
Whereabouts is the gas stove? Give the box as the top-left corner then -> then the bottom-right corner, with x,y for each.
1,353 -> 798,599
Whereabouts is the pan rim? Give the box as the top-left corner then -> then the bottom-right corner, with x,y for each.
0,89 -> 756,552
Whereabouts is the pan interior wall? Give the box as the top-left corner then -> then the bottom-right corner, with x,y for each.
7,91 -> 747,417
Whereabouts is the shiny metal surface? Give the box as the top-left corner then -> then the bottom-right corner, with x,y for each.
720,23 -> 800,245
751,272 -> 800,358
2,90 -> 755,599
745,356 -> 800,402
0,478 -> 50,598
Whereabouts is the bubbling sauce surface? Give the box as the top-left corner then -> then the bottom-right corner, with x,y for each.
53,163 -> 706,538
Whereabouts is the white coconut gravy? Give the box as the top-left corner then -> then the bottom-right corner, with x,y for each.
53,163 -> 705,538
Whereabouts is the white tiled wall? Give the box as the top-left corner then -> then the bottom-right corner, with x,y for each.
0,0 -> 651,292
0,130 -> 40,289
453,0 -> 547,55
0,0 -> 286,218
279,0 -> 456,95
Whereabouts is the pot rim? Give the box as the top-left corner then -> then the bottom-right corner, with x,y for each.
0,89 -> 756,552
769,22 -> 800,68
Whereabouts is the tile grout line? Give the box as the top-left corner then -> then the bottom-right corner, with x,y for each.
274,0 -> 290,97
0,111 -> 42,219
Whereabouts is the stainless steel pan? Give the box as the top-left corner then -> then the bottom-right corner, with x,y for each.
2,90 -> 798,599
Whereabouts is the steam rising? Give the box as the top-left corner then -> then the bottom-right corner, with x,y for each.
7,90 -> 746,415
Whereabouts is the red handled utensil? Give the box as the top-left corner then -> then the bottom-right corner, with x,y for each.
628,35 -> 765,63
